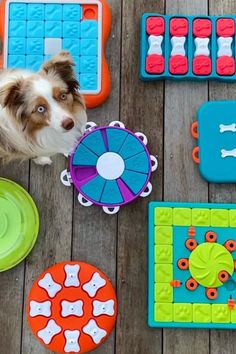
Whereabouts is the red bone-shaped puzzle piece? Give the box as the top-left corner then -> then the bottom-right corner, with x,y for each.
193,19 -> 212,37
193,56 -> 211,75
170,18 -> 188,36
146,16 -> 165,35
217,56 -> 235,76
217,18 -> 235,36
146,54 -> 164,74
169,55 -> 188,74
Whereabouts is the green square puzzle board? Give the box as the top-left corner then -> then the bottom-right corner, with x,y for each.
148,201 -> 236,329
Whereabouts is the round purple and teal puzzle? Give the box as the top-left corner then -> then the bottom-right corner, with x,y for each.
61,121 -> 158,214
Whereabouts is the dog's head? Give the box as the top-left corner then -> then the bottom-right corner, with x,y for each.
0,51 -> 87,138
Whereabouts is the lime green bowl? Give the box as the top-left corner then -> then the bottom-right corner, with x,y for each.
0,178 -> 39,271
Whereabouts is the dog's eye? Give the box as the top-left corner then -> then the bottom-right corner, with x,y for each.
37,106 -> 46,114
60,93 -> 67,100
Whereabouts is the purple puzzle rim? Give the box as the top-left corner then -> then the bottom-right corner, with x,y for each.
69,125 -> 152,207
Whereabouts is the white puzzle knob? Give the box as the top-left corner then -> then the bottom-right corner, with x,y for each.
64,264 -> 80,287
38,273 -> 62,298
64,330 -> 80,353
30,300 -> 51,318
82,272 -> 106,297
171,36 -> 186,56
37,319 -> 61,345
61,300 -> 83,317
194,37 -> 210,57
93,300 -> 115,317
148,35 -> 163,55
83,319 -> 107,344
217,37 -> 233,57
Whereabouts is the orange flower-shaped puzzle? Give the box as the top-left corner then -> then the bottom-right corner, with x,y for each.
27,261 -> 117,353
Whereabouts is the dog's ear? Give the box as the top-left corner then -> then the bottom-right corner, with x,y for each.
0,80 -> 24,113
41,51 -> 79,93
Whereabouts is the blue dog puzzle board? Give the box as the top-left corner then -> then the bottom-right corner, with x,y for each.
4,0 -> 102,94
148,201 -> 236,329
194,101 -> 236,183
140,13 -> 236,82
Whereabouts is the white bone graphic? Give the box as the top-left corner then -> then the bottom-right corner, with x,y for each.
194,37 -> 210,57
38,273 -> 62,298
221,148 -> 236,158
220,123 -> 236,133
30,300 -> 51,317
64,264 -> 80,287
148,35 -> 163,55
64,330 -> 80,353
61,300 -> 83,317
37,319 -> 61,344
217,37 -> 233,57
83,319 -> 107,344
93,300 -> 115,317
171,36 -> 186,56
82,272 -> 106,297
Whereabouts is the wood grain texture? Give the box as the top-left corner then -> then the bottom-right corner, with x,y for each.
116,1 -> 164,353
163,1 -> 209,354
0,162 -> 29,354
208,1 -> 236,353
72,1 -> 121,353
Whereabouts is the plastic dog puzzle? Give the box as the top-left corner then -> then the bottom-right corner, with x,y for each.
61,121 -> 158,214
0,0 -> 111,108
148,201 -> 236,329
0,178 -> 39,272
191,101 -> 236,183
27,261 -> 117,353
140,14 -> 236,81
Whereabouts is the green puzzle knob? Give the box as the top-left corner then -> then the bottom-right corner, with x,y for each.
189,243 -> 234,288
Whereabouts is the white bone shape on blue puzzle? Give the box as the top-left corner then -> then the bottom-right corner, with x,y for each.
217,37 -> 233,57
194,37 -> 210,57
171,36 -> 186,56
148,35 -> 163,55
219,123 -> 236,133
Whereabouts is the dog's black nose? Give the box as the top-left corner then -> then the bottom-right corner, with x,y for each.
62,118 -> 74,131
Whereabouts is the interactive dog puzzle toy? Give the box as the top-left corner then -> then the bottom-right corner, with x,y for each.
0,0 -> 111,108
140,14 -> 236,81
60,121 -> 158,214
0,178 -> 39,271
149,201 -> 236,329
191,100 -> 236,183
27,261 -> 117,353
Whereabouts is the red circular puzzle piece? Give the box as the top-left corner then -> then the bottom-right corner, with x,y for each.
146,54 -> 165,74
193,18 -> 212,37
193,56 -> 212,76
217,56 -> 235,76
169,55 -> 188,75
170,17 -> 188,36
27,261 -> 117,354
217,18 -> 235,37
146,16 -> 165,35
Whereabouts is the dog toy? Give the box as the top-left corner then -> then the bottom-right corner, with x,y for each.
27,261 -> 117,353
0,177 -> 39,271
148,201 -> 236,329
61,121 -> 158,214
140,14 -> 236,81
0,0 -> 111,108
191,100 -> 236,183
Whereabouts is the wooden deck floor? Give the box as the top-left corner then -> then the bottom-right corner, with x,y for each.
2,0 -> 236,353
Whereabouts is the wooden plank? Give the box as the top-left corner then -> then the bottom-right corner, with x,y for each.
163,1 -> 209,353
0,162 -> 29,354
71,1 -> 121,353
208,1 -> 236,353
115,1 -> 164,353
21,156 -> 74,354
